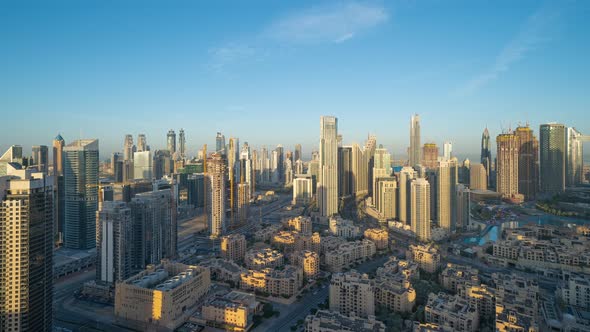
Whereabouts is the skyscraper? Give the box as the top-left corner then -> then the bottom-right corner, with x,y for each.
167,129 -> 176,154
206,153 -> 226,238
480,128 -> 492,185
496,133 -> 519,197
31,145 -> 49,173
469,163 -> 488,191
0,145 -> 23,176
540,123 -> 566,193
178,128 -> 186,158
515,125 -> 538,199
96,201 -> 132,284
372,145 -> 391,203
318,116 -> 339,217
133,150 -> 153,180
275,144 -> 284,184
0,168 -> 54,332
137,134 -> 147,152
376,178 -> 397,219
338,146 -> 353,198
237,183 -> 250,224
398,167 -> 416,225
365,135 -> 377,195
436,159 -> 458,232
351,143 -> 368,196
566,127 -> 584,186
53,134 -> 65,176
411,178 -> 431,242
422,143 -> 439,169
64,139 -> 99,249
294,144 -> 302,162
123,134 -> 134,161
215,132 -> 226,155
443,141 -> 452,160
409,114 -> 421,167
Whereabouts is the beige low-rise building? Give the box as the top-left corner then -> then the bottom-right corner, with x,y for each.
407,244 -> 441,273
376,256 -> 420,281
200,291 -> 260,332
457,283 -> 496,321
364,228 -> 389,250
374,273 -> 416,313
254,223 -> 282,242
272,231 -> 321,254
329,270 -> 375,318
293,250 -> 320,279
495,305 -> 539,332
425,292 -> 479,332
245,248 -> 284,270
240,265 -> 302,298
201,258 -> 245,285
439,263 -> 480,293
304,310 -> 385,332
320,235 -> 347,254
329,216 -> 360,238
324,239 -> 376,272
220,234 -> 247,262
115,261 -> 210,331
412,322 -> 452,331
286,216 -> 312,235
558,272 -> 590,310
493,272 -> 539,320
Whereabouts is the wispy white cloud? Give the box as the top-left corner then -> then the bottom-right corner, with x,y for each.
455,4 -> 560,96
267,1 -> 389,44
207,43 -> 260,71
208,1 -> 389,71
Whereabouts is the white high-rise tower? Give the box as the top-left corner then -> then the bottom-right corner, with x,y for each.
319,116 -> 339,217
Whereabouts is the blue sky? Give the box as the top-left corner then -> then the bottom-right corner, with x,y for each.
1,0 -> 589,160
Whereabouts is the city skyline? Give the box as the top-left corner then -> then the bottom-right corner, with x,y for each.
2,1 -> 589,157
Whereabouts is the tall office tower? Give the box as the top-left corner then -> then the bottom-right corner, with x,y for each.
129,189 -> 177,269
133,150 -> 153,180
215,132 -> 226,155
123,134 -> 134,161
111,153 -> 123,182
96,201 -> 132,284
329,271 -> 375,318
376,178 -> 397,219
455,184 -> 470,230
318,116 -> 339,217
0,168 -> 54,332
167,129 -> 176,154
178,129 -> 186,158
480,128 -> 492,185
425,169 -> 437,223
515,125 -> 539,199
409,114 -> 421,167
53,134 -> 65,175
459,159 -> 471,184
422,143 -> 439,169
206,153 -> 226,238
237,183 -> 250,224
398,167 -> 416,225
284,158 -> 293,185
436,160 -> 454,232
311,150 -> 319,161
294,144 -> 302,162
443,141 -> 453,160
338,146 -> 353,197
496,133 -> 519,197
153,150 -> 173,179
566,127 -> 584,186
240,144 -> 253,193
122,160 -> 134,182
469,163 -> 488,191
411,178 -> 431,242
308,159 -> 319,194
293,175 -> 313,205
295,159 -> 304,175
64,139 -> 99,249
137,134 -> 147,152
286,150 -> 293,163
31,145 -> 49,173
270,149 -> 279,183
276,145 -> 284,183
372,146 -> 391,203
365,135 -> 377,195
351,143 -> 368,196
540,123 -> 566,193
